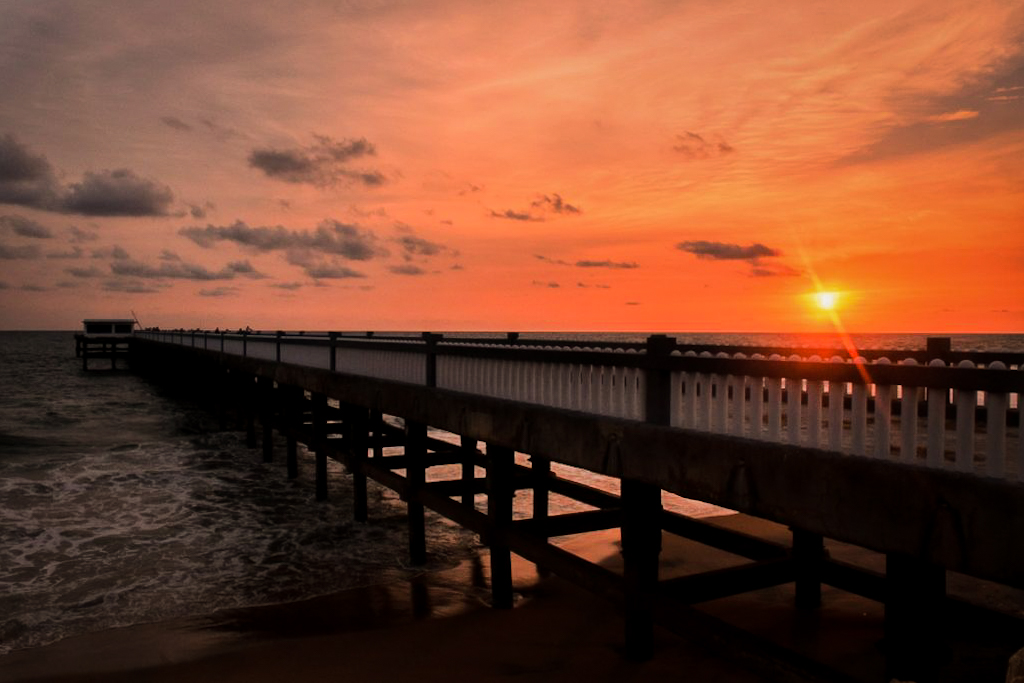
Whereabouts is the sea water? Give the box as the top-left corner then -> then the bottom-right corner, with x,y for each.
1,330 -> 1021,656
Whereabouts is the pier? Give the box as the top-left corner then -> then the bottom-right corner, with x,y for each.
123,330 -> 1023,682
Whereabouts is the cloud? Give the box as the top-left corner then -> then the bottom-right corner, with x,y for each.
531,280 -> 560,288
575,259 -> 638,269
248,134 -> 384,187
301,263 -> 366,279
672,131 -> 735,159
110,257 -> 265,281
69,226 -> 99,243
0,281 -> 7,289
0,242 -> 42,259
535,254 -> 571,266
677,240 -> 797,277
270,281 -> 304,290
101,280 -> 164,294
389,264 -> 426,275
531,193 -> 582,214
0,214 -> 52,238
676,240 -> 780,260
0,134 -> 60,208
66,266 -> 103,278
199,286 -> 238,297
21,284 -> 46,292
489,208 -> 541,221
46,246 -> 84,259
90,245 -> 131,261
0,135 -> 176,216
161,116 -> 192,131
394,233 -> 445,257
61,169 -> 175,216
181,219 -> 383,260
924,109 -> 980,123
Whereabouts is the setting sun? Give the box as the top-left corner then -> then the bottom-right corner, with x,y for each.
814,291 -> 839,311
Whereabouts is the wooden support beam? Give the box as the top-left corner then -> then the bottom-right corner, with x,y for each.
406,421 -> 427,565
660,557 -> 795,604
487,443 -> 515,609
514,508 -> 622,538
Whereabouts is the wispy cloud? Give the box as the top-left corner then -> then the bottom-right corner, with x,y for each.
0,242 -> 42,259
110,258 -> 264,281
181,219 -> 383,261
677,241 -> 780,260
925,110 -> 980,123
677,240 -> 795,277
575,259 -> 638,269
248,134 -> 384,187
672,131 -> 735,159
531,193 -> 581,215
0,214 -> 52,238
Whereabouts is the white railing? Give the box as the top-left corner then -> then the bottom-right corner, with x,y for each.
134,331 -> 1022,482
436,344 -> 645,420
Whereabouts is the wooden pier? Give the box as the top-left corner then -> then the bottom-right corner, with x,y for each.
124,330 -> 1024,682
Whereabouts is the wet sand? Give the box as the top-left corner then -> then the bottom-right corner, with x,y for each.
2,515 -> 1021,683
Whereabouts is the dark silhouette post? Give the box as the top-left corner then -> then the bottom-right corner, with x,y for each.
406,420 -> 428,565
487,443 -> 515,609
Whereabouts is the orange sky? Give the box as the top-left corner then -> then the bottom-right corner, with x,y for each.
1,0 -> 1022,332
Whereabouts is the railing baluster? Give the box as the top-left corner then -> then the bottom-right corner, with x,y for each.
926,359 -> 947,468
806,355 -> 822,449
766,355 -> 783,441
749,354 -> 765,439
955,360 -> 976,473
984,361 -> 1007,478
899,359 -> 919,462
828,357 -> 845,452
874,358 -> 892,459
786,355 -> 802,445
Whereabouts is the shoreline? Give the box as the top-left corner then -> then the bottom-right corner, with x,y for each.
2,516 -> 1022,683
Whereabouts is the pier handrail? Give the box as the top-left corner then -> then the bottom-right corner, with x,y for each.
135,329 -> 1023,481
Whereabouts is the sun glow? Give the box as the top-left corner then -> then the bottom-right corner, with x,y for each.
814,291 -> 838,311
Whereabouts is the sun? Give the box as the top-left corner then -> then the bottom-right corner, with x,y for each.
814,291 -> 838,311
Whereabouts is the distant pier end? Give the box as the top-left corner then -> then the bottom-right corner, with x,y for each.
74,318 -> 136,370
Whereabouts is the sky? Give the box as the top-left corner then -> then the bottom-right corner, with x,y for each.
1,0 -> 1022,333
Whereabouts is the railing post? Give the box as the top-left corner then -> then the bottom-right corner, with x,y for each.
242,329 -> 248,358
621,334 -> 673,660
423,332 -> 442,387
328,332 -> 338,372
275,330 -> 283,363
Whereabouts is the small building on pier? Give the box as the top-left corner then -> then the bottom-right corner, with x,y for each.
75,318 -> 136,370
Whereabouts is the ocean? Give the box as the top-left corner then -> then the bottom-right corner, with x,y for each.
1,330 -> 1021,657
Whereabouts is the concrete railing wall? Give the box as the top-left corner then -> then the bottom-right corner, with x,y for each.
136,330 -> 1023,481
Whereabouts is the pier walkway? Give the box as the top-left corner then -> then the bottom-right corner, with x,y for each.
128,330 -> 1024,682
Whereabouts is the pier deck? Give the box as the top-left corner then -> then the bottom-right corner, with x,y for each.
124,331 -> 1024,682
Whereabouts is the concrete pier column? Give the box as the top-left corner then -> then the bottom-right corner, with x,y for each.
487,443 -> 515,609
406,420 -> 428,565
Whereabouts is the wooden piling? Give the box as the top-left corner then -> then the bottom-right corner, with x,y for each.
345,403 -> 369,522
487,443 -> 515,609
312,392 -> 328,501
285,385 -> 301,480
406,420 -> 427,565
791,527 -> 824,609
259,376 -> 274,463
